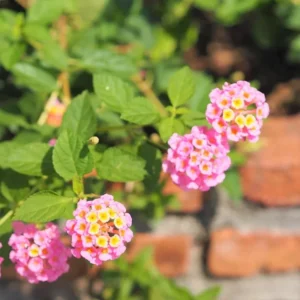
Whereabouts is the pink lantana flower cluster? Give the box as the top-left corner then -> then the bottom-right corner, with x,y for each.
0,242 -> 3,278
206,81 -> 269,142
65,194 -> 133,265
163,126 -> 231,191
8,222 -> 71,284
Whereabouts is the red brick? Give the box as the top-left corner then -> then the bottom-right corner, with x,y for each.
240,116 -> 300,206
161,173 -> 203,213
208,228 -> 300,277
127,233 -> 193,277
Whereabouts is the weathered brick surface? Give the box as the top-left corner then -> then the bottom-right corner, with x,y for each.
127,233 -> 193,277
208,228 -> 300,277
240,116 -> 300,206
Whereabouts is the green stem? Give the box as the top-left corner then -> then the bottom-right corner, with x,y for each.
146,139 -> 168,151
84,193 -> 99,198
97,124 -> 142,133
132,74 -> 168,118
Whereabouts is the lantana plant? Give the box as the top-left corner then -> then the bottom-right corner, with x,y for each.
0,0 -> 269,298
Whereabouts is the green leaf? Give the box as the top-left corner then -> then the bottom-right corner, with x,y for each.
288,35 -> 300,63
93,73 -> 134,113
97,110 -> 127,139
82,50 -> 137,78
194,0 -> 218,10
61,91 -> 97,140
181,111 -> 209,127
167,66 -> 196,107
0,234 -> 12,265
27,0 -> 64,24
284,5 -> 300,30
117,278 -> 134,300
63,201 -> 76,219
23,23 -> 53,43
159,118 -> 185,142
13,130 -> 43,144
228,151 -> 247,167
221,169 -> 242,203
53,130 -> 94,181
0,211 -> 13,236
96,147 -> 146,182
0,109 -> 28,128
196,286 -> 221,300
150,27 -> 176,63
0,9 -> 18,36
0,142 -> 18,168
0,170 -> 30,202
13,191 -> 74,223
138,143 -> 162,192
72,175 -> 84,196
7,143 -> 54,176
12,63 -> 57,93
121,97 -> 160,125
0,42 -> 26,70
75,0 -> 108,28
38,42 -> 68,70
18,93 -> 45,123
188,72 -> 214,113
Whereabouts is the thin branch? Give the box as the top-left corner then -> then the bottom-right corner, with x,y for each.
56,16 -> 71,106
131,74 -> 168,117
97,124 -> 142,133
146,139 -> 168,151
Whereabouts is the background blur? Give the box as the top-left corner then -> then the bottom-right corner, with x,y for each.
1,0 -> 300,299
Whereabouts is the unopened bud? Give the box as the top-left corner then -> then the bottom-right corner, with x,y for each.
150,133 -> 160,143
88,136 -> 99,145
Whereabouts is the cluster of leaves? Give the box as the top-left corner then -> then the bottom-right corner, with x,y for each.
100,248 -> 221,300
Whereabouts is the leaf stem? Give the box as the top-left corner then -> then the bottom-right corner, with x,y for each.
97,124 -> 142,133
131,74 -> 168,118
56,16 -> 71,106
84,193 -> 99,198
146,139 -> 168,151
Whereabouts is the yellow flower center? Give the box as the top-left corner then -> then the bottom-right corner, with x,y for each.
96,236 -> 108,248
98,210 -> 110,223
222,108 -> 235,122
108,208 -> 117,219
110,235 -> 121,248
245,114 -> 256,128
86,211 -> 98,223
88,223 -> 100,235
114,217 -> 124,229
235,114 -> 245,128
232,98 -> 244,109
28,245 -> 40,257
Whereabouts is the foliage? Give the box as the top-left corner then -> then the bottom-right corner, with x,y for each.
0,0 -> 282,297
100,248 -> 221,300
